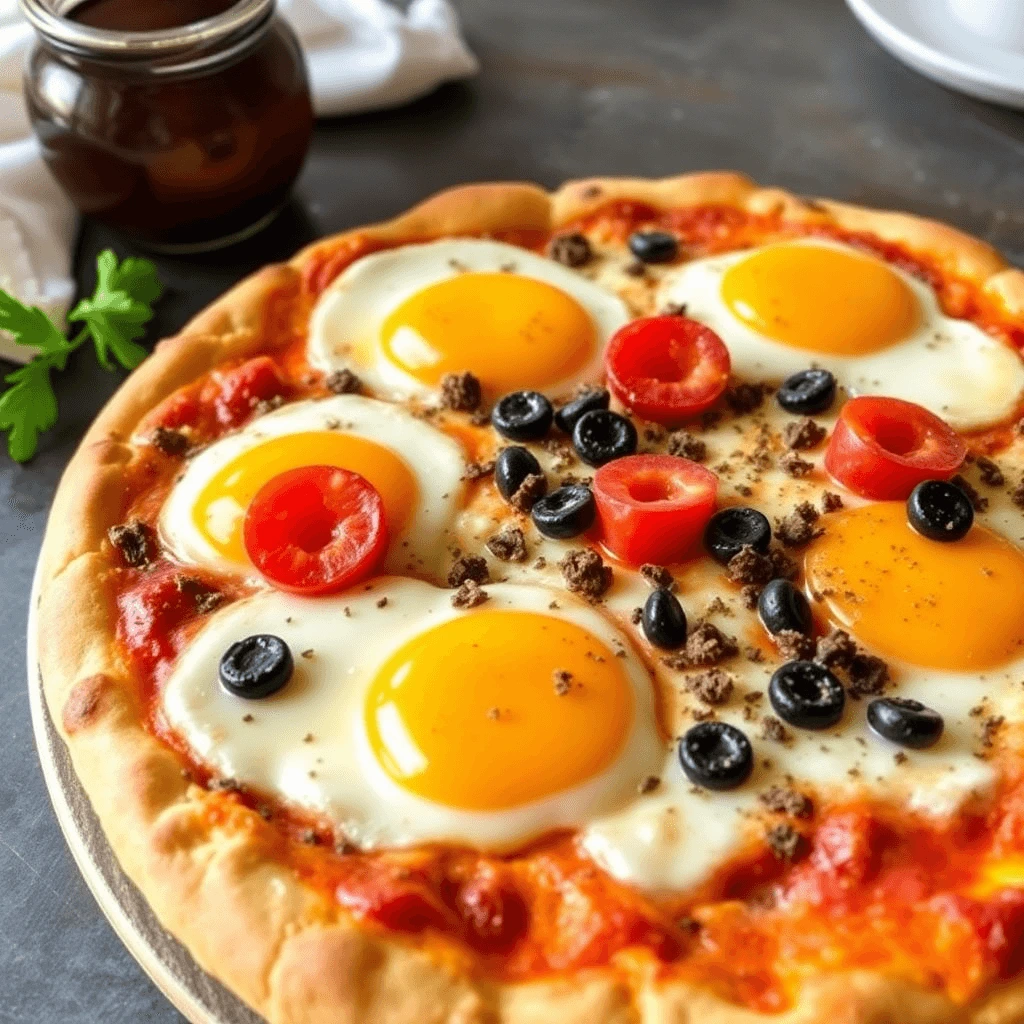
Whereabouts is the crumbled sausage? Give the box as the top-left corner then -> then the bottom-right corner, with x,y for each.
846,652 -> 890,698
664,621 -> 739,669
975,455 -> 1004,487
463,460 -> 495,481
815,628 -> 857,670
778,451 -> 814,478
150,425 -> 189,456
759,785 -> 812,818
765,823 -> 803,861
451,580 -> 489,608
725,382 -> 768,414
776,505 -> 822,547
666,430 -> 707,462
769,547 -> 799,580
447,555 -> 490,587
981,715 -> 1005,749
760,716 -> 792,744
559,548 -> 612,601
820,491 -> 843,513
553,669 -> 573,695
549,232 -> 593,268
775,629 -> 815,661
782,418 -> 827,451
684,668 -> 735,705
726,544 -> 774,586
640,564 -> 676,591
1013,479 -> 1024,510
510,473 -> 547,513
174,575 -> 223,614
108,520 -> 157,568
740,584 -> 761,610
325,368 -> 362,395
952,474 -> 988,512
637,775 -> 661,794
439,371 -> 482,412
486,524 -> 527,562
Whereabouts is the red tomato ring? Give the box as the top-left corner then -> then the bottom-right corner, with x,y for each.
823,396 -> 966,501
604,315 -> 731,426
593,454 -> 719,566
243,465 -> 389,594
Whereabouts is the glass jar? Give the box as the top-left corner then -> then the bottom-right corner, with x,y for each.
21,0 -> 314,252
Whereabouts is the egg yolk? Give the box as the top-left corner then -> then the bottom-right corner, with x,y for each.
192,432 -> 416,564
804,503 -> 1024,671
380,273 -> 596,394
364,610 -> 634,810
721,243 -> 919,355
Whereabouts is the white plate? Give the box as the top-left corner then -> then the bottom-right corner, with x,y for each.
846,0 -> 1024,109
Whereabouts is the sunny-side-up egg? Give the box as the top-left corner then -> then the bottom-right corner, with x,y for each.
306,239 -> 630,402
160,578 -> 664,850
657,238 -> 1024,431
569,414 -> 1024,892
159,395 -> 466,581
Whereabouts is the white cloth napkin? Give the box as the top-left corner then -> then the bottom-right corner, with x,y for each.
0,0 -> 477,363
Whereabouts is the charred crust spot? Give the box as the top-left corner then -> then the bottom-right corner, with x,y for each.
486,524 -> 528,563
665,430 -> 707,462
558,548 -> 612,602
149,426 -> 189,456
452,580 -> 489,608
548,232 -> 594,268
62,673 -> 115,735
782,418 -> 827,451
447,555 -> 490,588
510,473 -> 548,513
108,520 -> 157,569
439,371 -> 483,412
325,369 -> 362,395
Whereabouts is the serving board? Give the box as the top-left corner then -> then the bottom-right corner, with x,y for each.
27,559 -> 260,1024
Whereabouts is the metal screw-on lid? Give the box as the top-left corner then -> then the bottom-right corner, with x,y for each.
19,0 -> 275,74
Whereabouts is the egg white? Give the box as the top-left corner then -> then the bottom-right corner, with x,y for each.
161,577 -> 664,852
306,238 -> 631,401
657,239 -> 1024,432
159,395 -> 467,581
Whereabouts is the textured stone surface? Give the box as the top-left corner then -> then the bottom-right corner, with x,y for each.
2,0 -> 1022,1020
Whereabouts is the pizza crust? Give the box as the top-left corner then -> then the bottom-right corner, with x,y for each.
35,172 -> 1024,1024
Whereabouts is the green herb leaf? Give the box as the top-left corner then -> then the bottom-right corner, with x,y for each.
69,249 -> 161,372
0,292 -> 69,359
0,249 -> 163,462
0,357 -> 59,462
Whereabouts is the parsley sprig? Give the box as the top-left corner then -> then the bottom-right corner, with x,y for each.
0,250 -> 163,462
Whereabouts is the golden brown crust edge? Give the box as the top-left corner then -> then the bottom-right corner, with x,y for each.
34,172 -> 1024,1024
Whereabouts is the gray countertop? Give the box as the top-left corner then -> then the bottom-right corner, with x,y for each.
2,0 -> 1023,1019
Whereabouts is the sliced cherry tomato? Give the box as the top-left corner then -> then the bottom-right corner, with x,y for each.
824,396 -> 966,500
243,465 -> 388,594
604,315 -> 731,425
593,454 -> 718,566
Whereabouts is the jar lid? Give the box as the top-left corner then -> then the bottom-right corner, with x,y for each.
19,0 -> 275,73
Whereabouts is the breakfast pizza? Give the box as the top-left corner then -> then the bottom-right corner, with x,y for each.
36,172 -> 1024,1024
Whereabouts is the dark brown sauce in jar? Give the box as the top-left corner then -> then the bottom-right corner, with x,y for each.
23,0 -> 314,252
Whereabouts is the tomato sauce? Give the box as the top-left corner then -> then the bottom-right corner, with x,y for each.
109,202 -> 1024,1007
